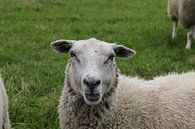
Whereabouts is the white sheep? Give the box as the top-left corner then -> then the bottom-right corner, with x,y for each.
167,0 -> 195,49
0,76 -> 10,129
51,38 -> 195,129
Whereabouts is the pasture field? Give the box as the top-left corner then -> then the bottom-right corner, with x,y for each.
0,0 -> 195,128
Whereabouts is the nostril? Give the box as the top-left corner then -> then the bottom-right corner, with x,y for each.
95,79 -> 101,86
83,78 -> 90,86
83,77 -> 101,88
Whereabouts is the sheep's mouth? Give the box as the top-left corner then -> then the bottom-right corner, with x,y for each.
85,93 -> 101,102
85,92 -> 101,103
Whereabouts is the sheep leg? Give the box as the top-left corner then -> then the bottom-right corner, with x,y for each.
172,21 -> 178,38
186,28 -> 193,50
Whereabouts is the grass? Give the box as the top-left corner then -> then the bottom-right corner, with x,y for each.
0,0 -> 195,128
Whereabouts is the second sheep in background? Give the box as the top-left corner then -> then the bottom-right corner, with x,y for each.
167,0 -> 195,49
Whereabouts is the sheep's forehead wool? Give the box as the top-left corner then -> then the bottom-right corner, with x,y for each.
71,38 -> 115,58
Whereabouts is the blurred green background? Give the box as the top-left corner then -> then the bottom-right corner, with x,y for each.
0,0 -> 195,128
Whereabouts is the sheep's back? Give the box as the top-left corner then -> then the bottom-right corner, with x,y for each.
116,72 -> 195,128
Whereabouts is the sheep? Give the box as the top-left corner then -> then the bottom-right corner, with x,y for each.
0,76 -> 10,129
51,38 -> 195,129
167,0 -> 195,49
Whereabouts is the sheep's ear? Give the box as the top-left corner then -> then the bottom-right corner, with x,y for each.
51,39 -> 76,53
113,45 -> 136,58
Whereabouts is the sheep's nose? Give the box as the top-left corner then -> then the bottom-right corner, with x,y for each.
83,77 -> 101,89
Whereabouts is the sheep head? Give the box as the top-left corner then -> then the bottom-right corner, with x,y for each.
51,38 -> 136,105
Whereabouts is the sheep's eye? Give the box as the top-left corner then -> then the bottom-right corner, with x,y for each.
70,52 -> 76,58
108,55 -> 114,60
104,54 -> 115,64
70,52 -> 80,62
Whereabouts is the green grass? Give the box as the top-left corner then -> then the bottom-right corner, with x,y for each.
0,0 -> 195,128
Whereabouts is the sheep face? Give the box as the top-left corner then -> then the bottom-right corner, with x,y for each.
51,38 -> 135,105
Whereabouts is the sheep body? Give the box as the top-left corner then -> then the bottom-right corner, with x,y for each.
167,0 -> 195,49
59,64 -> 195,129
0,77 -> 10,129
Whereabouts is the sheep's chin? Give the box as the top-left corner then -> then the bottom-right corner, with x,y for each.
83,94 -> 102,105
